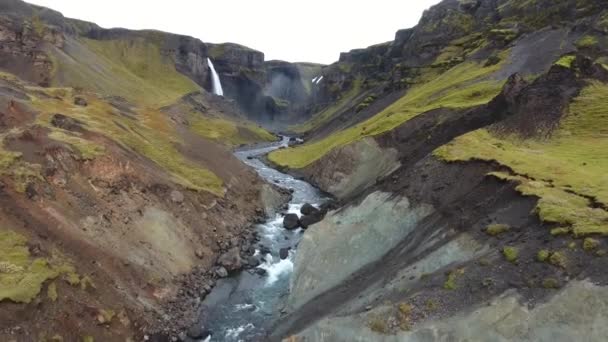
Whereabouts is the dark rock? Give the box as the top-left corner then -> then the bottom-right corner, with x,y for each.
50,113 -> 84,132
255,268 -> 267,276
73,97 -> 88,107
283,213 -> 300,230
247,156 -> 254,160
279,248 -> 290,260
217,248 -> 242,271
186,325 -> 205,339
300,211 -> 324,229
247,256 -> 261,268
300,203 -> 319,216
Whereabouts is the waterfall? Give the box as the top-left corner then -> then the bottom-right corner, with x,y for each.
207,58 -> 224,96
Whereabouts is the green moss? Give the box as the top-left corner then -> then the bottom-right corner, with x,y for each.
555,55 -> 576,68
32,91 -> 224,195
64,272 -> 80,286
503,246 -> 519,263
80,276 -> 95,291
272,55 -> 508,168
576,35 -> 599,48
0,131 -> 43,193
47,281 -> 58,302
542,278 -> 560,289
444,268 -> 465,290
49,131 -> 105,160
551,227 -> 571,236
0,230 -> 58,303
82,336 -> 94,342
434,82 -> 608,236
583,237 -> 600,251
486,223 -> 511,236
549,251 -> 567,268
368,316 -> 389,334
51,37 -> 201,107
537,249 -> 550,262
189,114 -> 275,146
97,309 -> 116,324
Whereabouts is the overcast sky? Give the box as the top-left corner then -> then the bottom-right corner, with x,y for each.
26,0 -> 441,64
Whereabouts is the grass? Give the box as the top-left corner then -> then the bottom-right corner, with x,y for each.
503,246 -> 519,263
51,37 -> 201,107
537,249 -> 550,262
271,55 -> 508,168
583,237 -> 600,251
30,88 -> 225,195
485,223 -> 511,236
549,251 -> 567,268
576,35 -> 599,48
189,114 -> 275,146
0,130 -> 43,193
435,81 -> 608,236
554,55 -> 576,68
49,130 -> 105,160
542,278 -> 560,289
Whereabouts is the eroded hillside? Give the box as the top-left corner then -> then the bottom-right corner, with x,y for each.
268,0 -> 608,340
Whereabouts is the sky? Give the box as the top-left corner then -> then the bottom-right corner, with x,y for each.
26,0 -> 441,64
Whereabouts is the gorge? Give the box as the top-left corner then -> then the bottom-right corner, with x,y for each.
1,0 -> 608,341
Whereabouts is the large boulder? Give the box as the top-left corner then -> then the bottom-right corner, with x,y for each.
300,211 -> 324,229
283,213 -> 300,230
217,248 -> 242,271
300,203 -> 320,216
279,247 -> 291,260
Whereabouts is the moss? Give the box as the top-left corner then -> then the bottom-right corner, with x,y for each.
80,276 -> 95,291
444,268 -> 465,290
542,278 -> 560,289
434,82 -> 608,236
537,249 -> 550,262
0,131 -> 43,193
272,54 -> 508,168
51,335 -> 64,342
64,272 -> 80,286
32,91 -> 224,195
503,246 -> 519,263
555,55 -> 576,68
397,303 -> 412,331
52,37 -> 201,107
47,281 -> 58,302
49,131 -> 105,160
576,35 -> 599,48
549,251 -> 567,268
551,227 -> 571,236
189,114 -> 274,147
583,237 -> 600,251
368,316 -> 389,334
208,45 -> 226,59
82,336 -> 94,342
568,241 -> 577,250
485,223 -> 511,236
0,230 -> 58,303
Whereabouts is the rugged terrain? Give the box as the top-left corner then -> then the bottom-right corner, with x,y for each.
268,0 -> 608,340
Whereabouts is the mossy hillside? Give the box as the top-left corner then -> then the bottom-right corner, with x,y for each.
30,87 -> 224,195
271,56 -> 508,168
189,114 -> 275,146
48,131 -> 106,160
435,81 -> 608,236
0,129 -> 43,193
291,78 -> 363,134
51,37 -> 201,107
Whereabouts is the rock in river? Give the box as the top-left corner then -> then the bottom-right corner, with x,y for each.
300,211 -> 324,229
279,247 -> 291,260
283,213 -> 300,230
300,203 -> 319,216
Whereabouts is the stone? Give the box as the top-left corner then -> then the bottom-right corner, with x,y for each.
215,267 -> 228,278
279,248 -> 291,260
73,97 -> 88,107
283,213 -> 300,230
300,203 -> 319,216
217,248 -> 242,271
186,324 -> 205,339
300,211 -> 324,229
195,249 -> 204,259
50,113 -> 83,132
170,190 -> 184,204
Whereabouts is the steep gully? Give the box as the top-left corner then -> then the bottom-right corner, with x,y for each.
189,137 -> 327,341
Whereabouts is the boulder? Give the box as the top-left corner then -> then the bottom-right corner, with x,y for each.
73,97 -> 88,107
170,190 -> 184,204
300,203 -> 319,216
215,267 -> 228,278
279,248 -> 291,260
186,325 -> 209,339
50,113 -> 84,132
300,211 -> 324,229
283,213 -> 300,230
217,248 -> 242,271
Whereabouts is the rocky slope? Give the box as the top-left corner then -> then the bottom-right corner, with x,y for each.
0,1 -> 296,341
268,0 -> 608,340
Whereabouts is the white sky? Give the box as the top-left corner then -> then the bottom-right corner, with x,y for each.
26,0 -> 441,64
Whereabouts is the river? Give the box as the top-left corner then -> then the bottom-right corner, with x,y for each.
194,137 -> 326,341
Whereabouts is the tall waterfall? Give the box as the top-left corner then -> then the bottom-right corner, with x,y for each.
207,58 -> 224,96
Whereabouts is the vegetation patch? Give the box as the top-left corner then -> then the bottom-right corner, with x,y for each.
49,130 -> 105,160
272,55 -> 508,168
485,223 -> 511,236
435,81 -> 608,236
542,277 -> 560,289
549,251 -> 567,268
554,55 -> 576,68
576,35 -> 599,49
537,249 -> 550,262
189,114 -> 275,146
444,268 -> 465,290
503,246 -> 519,263
0,130 -> 43,193
583,237 -> 600,251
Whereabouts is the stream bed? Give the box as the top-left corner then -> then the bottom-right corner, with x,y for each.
196,137 -> 326,341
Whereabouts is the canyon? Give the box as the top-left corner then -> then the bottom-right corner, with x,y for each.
0,0 -> 607,341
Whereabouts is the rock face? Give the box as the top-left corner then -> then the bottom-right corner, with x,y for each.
283,213 -> 300,230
